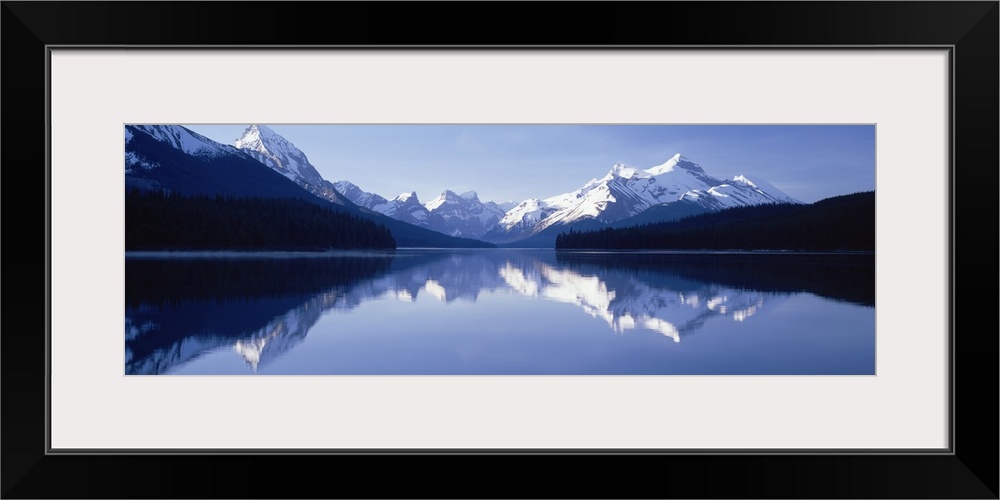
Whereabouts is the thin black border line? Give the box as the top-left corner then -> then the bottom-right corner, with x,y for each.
947,44 -> 956,457
50,448 -> 949,456
46,44 -> 955,50
45,45 -> 53,457
45,46 -> 953,456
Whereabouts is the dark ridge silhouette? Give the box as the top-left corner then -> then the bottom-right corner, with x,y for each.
125,126 -> 328,201
126,125 -> 494,248
556,191 -> 875,252
126,189 -> 396,251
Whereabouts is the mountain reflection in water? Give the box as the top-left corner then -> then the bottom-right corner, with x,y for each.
125,250 -> 874,375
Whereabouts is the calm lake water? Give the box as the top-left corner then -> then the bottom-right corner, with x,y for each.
125,249 -> 875,375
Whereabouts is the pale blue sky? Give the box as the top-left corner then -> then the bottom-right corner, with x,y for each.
185,124 -> 875,204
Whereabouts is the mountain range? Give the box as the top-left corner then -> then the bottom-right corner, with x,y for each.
126,124 -> 804,248
329,153 -> 801,246
484,154 -> 800,245
333,181 -> 516,239
124,124 -> 491,248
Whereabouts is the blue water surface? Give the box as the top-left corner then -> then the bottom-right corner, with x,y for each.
125,249 -> 875,375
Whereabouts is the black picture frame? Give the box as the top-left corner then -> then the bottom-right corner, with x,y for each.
3,2 -> 996,498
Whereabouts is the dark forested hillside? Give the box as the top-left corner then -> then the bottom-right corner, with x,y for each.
126,189 -> 395,250
556,192 -> 875,251
125,126 -> 493,249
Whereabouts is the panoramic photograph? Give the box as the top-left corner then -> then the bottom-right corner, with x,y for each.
124,124 -> 875,375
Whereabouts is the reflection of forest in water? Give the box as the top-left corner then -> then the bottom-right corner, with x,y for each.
125,255 -> 394,375
125,251 -> 874,375
555,252 -> 875,307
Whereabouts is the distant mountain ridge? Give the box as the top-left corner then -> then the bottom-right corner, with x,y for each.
124,125 -> 493,248
125,124 -> 814,248
334,182 -> 511,239
124,124 -> 326,201
233,124 -> 354,206
334,153 -> 799,246
556,191 -> 875,251
234,124 -> 326,185
484,154 -> 801,245
230,125 -> 511,240
226,125 -> 802,246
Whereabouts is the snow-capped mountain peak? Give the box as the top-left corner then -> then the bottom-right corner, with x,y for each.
424,190 -> 462,211
396,191 -> 419,203
332,181 -> 431,225
491,153 -> 799,243
234,124 -> 325,185
424,189 -> 489,212
125,124 -> 240,173
645,153 -> 685,175
128,125 -> 235,157
381,191 -> 429,223
421,189 -> 507,237
237,123 -> 275,141
333,180 -> 390,211
499,153 -> 721,234
332,184 -> 512,238
231,125 -> 355,205
731,174 -> 799,203
680,173 -> 801,208
603,155 -> 707,181
608,162 -> 642,179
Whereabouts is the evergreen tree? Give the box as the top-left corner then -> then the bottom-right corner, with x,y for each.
125,189 -> 396,251
555,192 -> 875,252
